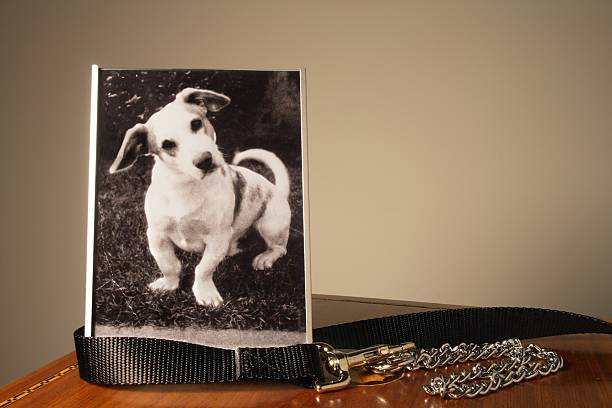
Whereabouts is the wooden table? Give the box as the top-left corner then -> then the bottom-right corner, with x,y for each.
1,295 -> 610,407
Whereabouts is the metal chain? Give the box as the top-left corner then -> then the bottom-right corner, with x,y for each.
365,339 -> 564,399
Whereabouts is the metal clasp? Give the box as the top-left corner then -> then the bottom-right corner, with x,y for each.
314,342 -> 416,392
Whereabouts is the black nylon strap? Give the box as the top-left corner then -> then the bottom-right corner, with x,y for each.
74,330 -> 237,384
74,307 -> 611,386
313,307 -> 612,349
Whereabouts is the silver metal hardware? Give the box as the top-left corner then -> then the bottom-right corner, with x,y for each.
314,342 -> 416,392
421,339 -> 564,398
315,338 -> 563,398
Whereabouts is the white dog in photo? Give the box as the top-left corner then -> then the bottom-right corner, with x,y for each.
109,88 -> 291,307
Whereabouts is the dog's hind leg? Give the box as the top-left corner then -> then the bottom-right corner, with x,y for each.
252,196 -> 290,270
147,233 -> 181,291
228,239 -> 243,256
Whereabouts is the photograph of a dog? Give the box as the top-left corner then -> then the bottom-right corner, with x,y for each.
90,69 -> 309,348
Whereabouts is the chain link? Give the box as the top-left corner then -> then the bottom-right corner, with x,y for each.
365,339 -> 563,399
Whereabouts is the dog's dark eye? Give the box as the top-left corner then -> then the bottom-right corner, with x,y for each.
161,140 -> 177,150
190,119 -> 203,132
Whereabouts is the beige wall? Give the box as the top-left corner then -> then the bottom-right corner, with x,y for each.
1,0 -> 611,385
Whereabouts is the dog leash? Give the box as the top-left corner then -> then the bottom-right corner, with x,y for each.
73,307 -> 611,398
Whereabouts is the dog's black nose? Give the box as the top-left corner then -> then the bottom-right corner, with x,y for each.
194,152 -> 213,171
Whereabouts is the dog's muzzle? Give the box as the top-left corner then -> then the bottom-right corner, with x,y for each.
193,152 -> 215,172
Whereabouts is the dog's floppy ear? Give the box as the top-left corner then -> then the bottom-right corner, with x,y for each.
109,124 -> 150,174
177,88 -> 231,112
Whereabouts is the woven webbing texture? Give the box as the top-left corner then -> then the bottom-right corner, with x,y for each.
312,307 -> 612,349
74,307 -> 612,385
74,327 -> 236,384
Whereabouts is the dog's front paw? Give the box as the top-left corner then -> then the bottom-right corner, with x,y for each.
193,280 -> 224,307
148,277 -> 179,291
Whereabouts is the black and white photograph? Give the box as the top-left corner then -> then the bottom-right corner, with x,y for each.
85,68 -> 310,348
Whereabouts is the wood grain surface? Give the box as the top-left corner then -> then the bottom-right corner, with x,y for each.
1,295 -> 610,407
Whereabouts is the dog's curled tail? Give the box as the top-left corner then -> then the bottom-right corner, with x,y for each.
233,149 -> 290,198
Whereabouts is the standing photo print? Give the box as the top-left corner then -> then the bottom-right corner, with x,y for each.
85,68 -> 311,348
